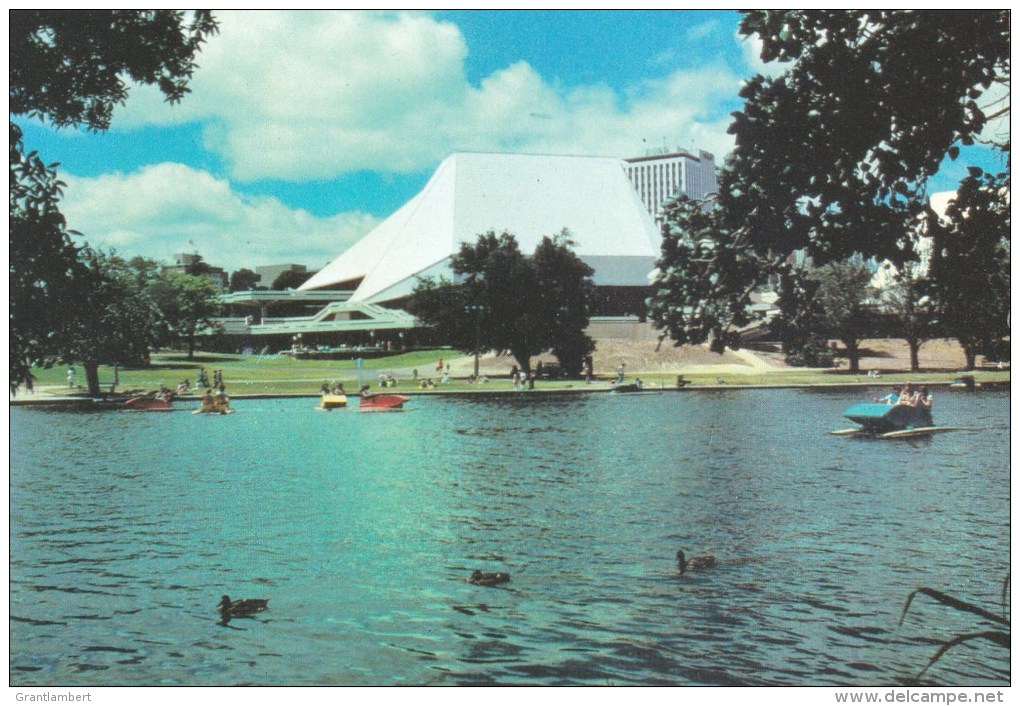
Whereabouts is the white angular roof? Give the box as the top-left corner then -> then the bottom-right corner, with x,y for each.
300,152 -> 662,303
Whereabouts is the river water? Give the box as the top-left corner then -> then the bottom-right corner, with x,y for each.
10,388 -> 1010,686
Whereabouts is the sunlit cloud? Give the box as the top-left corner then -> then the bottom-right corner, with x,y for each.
61,163 -> 378,272
684,18 -> 722,43
115,10 -> 744,181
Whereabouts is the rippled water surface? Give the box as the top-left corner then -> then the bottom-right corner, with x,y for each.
10,388 -> 1010,686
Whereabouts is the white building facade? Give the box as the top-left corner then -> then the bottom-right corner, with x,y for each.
300,152 -> 663,308
624,149 -> 718,220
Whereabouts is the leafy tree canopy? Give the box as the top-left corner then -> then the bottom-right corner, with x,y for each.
229,268 -> 262,292
728,10 -> 1008,264
55,249 -> 163,395
927,168 -> 1011,368
9,123 -> 88,392
649,10 -> 1009,353
408,231 -> 596,374
531,232 -> 596,376
148,272 -> 223,360
10,10 -> 218,130
880,273 -> 936,373
806,259 -> 875,373
271,269 -> 314,290
9,10 -> 218,392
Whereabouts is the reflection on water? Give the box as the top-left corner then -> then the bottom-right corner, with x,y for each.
10,389 -> 1010,685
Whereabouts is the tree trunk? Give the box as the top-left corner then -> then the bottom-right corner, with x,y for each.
907,338 -> 921,372
84,362 -> 102,397
512,349 -> 531,374
187,331 -> 196,360
963,345 -> 977,370
844,339 -> 861,373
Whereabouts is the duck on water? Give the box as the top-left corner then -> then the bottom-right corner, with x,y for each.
676,550 -> 716,575
469,570 -> 510,587
218,595 -> 269,618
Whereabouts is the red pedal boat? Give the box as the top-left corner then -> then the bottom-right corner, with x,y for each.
124,395 -> 173,411
358,387 -> 409,411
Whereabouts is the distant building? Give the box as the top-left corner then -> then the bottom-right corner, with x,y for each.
869,191 -> 951,293
624,149 -> 718,220
256,263 -> 309,288
167,252 -> 228,289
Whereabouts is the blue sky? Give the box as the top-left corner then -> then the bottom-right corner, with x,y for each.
16,10 -> 1006,273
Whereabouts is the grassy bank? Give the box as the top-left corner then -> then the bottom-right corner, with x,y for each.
19,350 -> 1010,397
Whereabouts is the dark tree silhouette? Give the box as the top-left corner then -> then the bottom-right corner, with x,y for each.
9,10 -> 218,392
408,231 -> 596,375
648,10 -> 1009,355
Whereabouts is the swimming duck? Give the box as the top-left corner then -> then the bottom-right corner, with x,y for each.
676,550 -> 716,575
469,570 -> 510,587
217,595 -> 269,617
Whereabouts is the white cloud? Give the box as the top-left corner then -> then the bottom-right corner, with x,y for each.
736,29 -> 790,79
60,163 -> 378,272
684,19 -> 722,44
115,10 -> 742,181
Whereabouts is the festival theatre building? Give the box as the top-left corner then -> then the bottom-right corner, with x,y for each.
214,150 -> 717,351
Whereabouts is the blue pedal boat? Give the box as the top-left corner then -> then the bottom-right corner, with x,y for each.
833,402 -> 953,439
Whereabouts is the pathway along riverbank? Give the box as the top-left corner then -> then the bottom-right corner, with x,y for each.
10,377 -> 1010,406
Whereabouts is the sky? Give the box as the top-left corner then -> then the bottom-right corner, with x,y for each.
16,10 -> 1008,275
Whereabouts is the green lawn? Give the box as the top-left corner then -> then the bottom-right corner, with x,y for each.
28,350 -> 454,395
24,349 -> 1011,397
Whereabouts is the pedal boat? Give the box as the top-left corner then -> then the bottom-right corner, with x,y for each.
832,402 -> 953,439
193,398 -> 234,415
359,393 -> 409,411
124,395 -> 173,411
949,375 -> 980,390
317,394 -> 348,410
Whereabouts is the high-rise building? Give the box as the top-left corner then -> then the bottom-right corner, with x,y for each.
624,149 -> 718,220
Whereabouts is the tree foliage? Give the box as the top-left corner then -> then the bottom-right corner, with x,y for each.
126,255 -> 163,288
10,10 -> 218,131
647,195 -> 768,352
769,268 -> 834,368
9,123 -> 87,393
649,10 -> 1010,354
927,168 -> 1011,369
56,249 -> 163,395
530,231 -> 596,375
271,269 -> 314,290
407,231 -> 596,374
729,10 -> 1008,265
809,260 -> 875,373
773,259 -> 875,372
148,272 -> 223,360
229,268 -> 262,292
8,10 -> 218,392
880,271 -> 936,373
